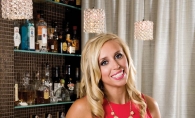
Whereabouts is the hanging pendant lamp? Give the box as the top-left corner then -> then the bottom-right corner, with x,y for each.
84,8 -> 105,33
134,20 -> 153,40
134,0 -> 153,40
1,0 -> 33,20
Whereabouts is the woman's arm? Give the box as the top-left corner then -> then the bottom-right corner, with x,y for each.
66,97 -> 92,118
144,95 -> 161,118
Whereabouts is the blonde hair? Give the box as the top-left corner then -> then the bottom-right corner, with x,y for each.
80,33 -> 146,118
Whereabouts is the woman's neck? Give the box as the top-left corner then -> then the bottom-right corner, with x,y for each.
104,86 -> 129,104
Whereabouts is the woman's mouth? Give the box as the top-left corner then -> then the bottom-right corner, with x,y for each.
111,70 -> 125,80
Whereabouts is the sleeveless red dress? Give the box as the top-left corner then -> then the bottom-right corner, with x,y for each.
103,95 -> 152,118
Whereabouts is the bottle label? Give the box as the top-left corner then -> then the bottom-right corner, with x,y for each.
67,83 -> 74,91
62,42 -> 67,51
15,84 -> 18,101
72,39 -> 79,51
44,89 -> 49,99
54,83 -> 60,93
42,27 -> 47,44
14,33 -> 21,47
66,34 -> 71,42
76,0 -> 81,5
38,26 -> 45,35
29,26 -> 35,49
67,46 -> 75,54
51,44 -> 54,50
14,27 -> 19,33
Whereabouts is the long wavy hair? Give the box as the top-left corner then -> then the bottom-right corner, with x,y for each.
80,33 -> 146,118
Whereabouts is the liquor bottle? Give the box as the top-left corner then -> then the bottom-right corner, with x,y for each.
65,65 -> 75,100
36,79 -> 50,104
34,68 -> 41,91
65,65 -> 71,89
47,26 -> 53,52
60,0 -> 64,3
58,31 -> 63,53
68,0 -> 75,6
54,0 -> 60,2
20,20 -> 28,50
66,34 -> 75,54
47,25 -> 54,52
53,66 -> 60,92
76,0 -> 81,7
62,22 -> 70,53
72,26 -> 79,54
44,63 -> 52,91
74,67 -> 80,99
54,79 -> 70,102
13,21 -> 21,50
63,0 -> 69,4
52,21 -> 58,53
28,20 -> 35,51
14,78 -> 19,106
18,72 -> 35,105
36,11 -> 47,52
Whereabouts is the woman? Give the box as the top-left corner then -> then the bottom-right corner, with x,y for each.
66,33 -> 161,118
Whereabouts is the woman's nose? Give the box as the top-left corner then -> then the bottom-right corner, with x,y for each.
113,60 -> 120,69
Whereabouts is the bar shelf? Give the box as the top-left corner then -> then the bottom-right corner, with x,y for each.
14,101 -> 74,109
45,0 -> 81,10
14,49 -> 81,57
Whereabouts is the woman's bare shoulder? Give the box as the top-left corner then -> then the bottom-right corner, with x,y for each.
66,97 -> 92,118
144,94 -> 161,118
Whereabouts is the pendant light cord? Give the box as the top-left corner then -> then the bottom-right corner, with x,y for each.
143,0 -> 145,21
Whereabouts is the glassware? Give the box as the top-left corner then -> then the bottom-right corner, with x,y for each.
13,21 -> 21,50
18,72 -> 35,105
36,11 -> 47,52
35,79 -> 50,104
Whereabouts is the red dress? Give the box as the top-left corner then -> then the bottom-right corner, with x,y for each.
103,95 -> 152,118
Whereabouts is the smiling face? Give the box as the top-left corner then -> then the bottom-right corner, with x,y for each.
98,39 -> 129,89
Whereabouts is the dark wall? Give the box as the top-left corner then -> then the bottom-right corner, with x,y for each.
0,1 -> 80,117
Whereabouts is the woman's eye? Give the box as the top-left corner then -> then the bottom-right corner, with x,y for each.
115,53 -> 123,59
100,60 -> 108,66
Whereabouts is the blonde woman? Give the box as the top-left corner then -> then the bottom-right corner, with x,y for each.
66,33 -> 161,118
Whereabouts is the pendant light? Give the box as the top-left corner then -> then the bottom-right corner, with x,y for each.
134,0 -> 153,40
1,0 -> 33,20
83,0 -> 105,33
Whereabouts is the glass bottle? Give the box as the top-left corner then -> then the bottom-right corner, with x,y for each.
14,78 -> 19,106
54,79 -> 70,102
34,68 -> 41,92
47,25 -> 54,52
65,65 -> 71,89
61,81 -> 70,101
62,22 -> 70,53
18,72 -> 35,105
68,0 -> 75,6
53,66 -> 60,92
54,0 -> 60,2
74,67 -> 80,99
44,63 -> 52,90
65,65 -> 75,100
58,31 -> 63,53
52,21 -> 59,53
36,11 -> 47,52
66,34 -> 75,54
13,21 -> 21,50
76,0 -> 81,7
72,26 -> 79,54
20,20 -> 29,50
36,79 -> 50,104
28,20 -> 35,51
